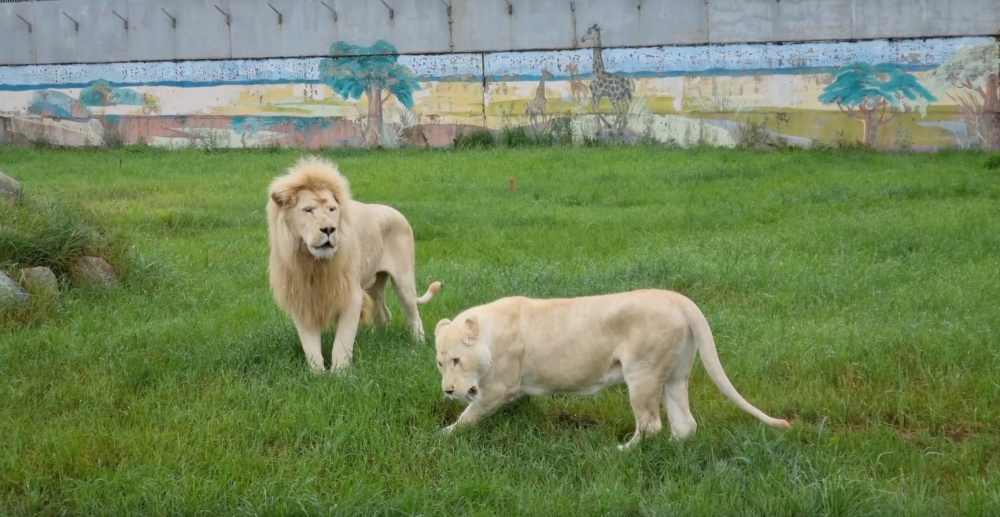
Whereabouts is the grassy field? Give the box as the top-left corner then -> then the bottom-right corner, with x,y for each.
1,145 -> 999,515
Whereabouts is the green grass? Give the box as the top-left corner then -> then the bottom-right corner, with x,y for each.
1,145 -> 999,515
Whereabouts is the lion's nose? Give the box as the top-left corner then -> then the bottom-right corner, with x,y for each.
320,226 -> 335,236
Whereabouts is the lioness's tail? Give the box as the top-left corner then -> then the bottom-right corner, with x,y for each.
687,301 -> 791,430
417,281 -> 443,304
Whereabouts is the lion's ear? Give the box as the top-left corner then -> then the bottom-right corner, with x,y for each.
434,318 -> 451,338
462,315 -> 480,344
270,189 -> 297,208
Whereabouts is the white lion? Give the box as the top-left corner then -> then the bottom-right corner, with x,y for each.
267,156 -> 441,371
434,289 -> 790,449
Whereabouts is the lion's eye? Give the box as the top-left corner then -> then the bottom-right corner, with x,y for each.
303,207 -> 314,214
452,358 -> 460,366
329,207 -> 337,212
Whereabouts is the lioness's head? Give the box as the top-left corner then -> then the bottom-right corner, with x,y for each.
268,157 -> 351,260
435,315 -> 491,402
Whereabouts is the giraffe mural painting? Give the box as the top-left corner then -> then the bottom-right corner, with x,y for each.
525,69 -> 554,132
0,35 -> 996,150
580,24 -> 635,134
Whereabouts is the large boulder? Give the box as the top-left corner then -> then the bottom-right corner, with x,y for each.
0,270 -> 28,306
20,266 -> 59,297
0,169 -> 20,205
69,256 -> 119,288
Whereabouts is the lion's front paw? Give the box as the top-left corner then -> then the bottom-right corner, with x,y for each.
442,424 -> 457,435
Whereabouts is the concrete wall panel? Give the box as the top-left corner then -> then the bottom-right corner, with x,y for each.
636,0 -> 709,46
510,0 -> 576,51
231,0 -> 329,59
775,0 -> 853,42
0,3 -> 37,65
172,0 -> 233,60
73,0 -> 132,63
31,1 -> 82,64
1,0 -> 999,65
851,0 -> 916,40
707,0 -> 778,44
572,0 -> 640,50
381,0 -> 453,54
330,0 -> 454,54
127,0 -> 179,62
451,0 -> 511,52
934,0 -> 1000,38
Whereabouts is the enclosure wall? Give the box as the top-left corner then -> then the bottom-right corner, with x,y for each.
1,0 -> 998,150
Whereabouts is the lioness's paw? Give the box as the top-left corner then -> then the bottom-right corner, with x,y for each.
442,424 -> 457,435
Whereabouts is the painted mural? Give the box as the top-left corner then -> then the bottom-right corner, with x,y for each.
0,32 -> 997,150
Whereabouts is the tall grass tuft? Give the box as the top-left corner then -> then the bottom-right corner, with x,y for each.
453,128 -> 496,149
0,195 -> 119,279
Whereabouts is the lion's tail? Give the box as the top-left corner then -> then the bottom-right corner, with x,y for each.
416,281 -> 443,304
686,299 -> 791,430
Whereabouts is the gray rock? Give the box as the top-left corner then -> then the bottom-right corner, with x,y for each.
0,269 -> 28,306
0,169 -> 20,205
20,266 -> 59,297
69,256 -> 119,288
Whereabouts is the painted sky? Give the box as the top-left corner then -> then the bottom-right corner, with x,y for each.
0,36 -> 989,91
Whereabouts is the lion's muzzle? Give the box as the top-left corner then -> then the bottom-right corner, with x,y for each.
443,384 -> 479,402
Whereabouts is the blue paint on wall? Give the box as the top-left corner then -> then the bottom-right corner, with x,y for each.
79,80 -> 145,107
26,90 -> 91,120
230,115 -> 335,135
0,36 -> 988,92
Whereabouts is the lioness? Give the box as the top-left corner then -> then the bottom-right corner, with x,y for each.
435,289 -> 790,449
267,156 -> 441,371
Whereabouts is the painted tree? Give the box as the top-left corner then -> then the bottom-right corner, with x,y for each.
926,41 -> 1000,149
319,40 -> 421,146
819,63 -> 936,147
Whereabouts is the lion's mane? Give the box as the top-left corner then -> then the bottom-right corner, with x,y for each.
267,156 -> 368,331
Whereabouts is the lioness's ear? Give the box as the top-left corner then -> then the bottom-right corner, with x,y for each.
434,318 -> 451,337
462,315 -> 479,344
270,189 -> 297,208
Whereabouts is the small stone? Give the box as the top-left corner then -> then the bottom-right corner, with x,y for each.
0,169 -> 20,205
20,266 -> 59,297
69,256 -> 119,288
0,270 -> 29,306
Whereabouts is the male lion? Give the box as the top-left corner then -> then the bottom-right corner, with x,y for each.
434,289 -> 790,450
267,156 -> 441,371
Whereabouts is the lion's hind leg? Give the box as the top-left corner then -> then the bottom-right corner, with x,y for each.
388,272 -> 427,342
619,364 -> 666,451
365,272 -> 392,325
663,339 -> 699,440
663,379 -> 698,440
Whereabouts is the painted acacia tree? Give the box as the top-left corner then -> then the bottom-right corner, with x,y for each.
819,63 -> 936,147
926,41 -> 1000,149
319,40 -> 421,146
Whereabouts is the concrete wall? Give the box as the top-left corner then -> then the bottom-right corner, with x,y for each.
2,0 -> 999,65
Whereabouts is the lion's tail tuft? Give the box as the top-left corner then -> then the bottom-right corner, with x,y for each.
417,281 -> 442,304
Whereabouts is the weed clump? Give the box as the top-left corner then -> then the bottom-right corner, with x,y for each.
453,128 -> 496,149
0,196 -> 123,281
